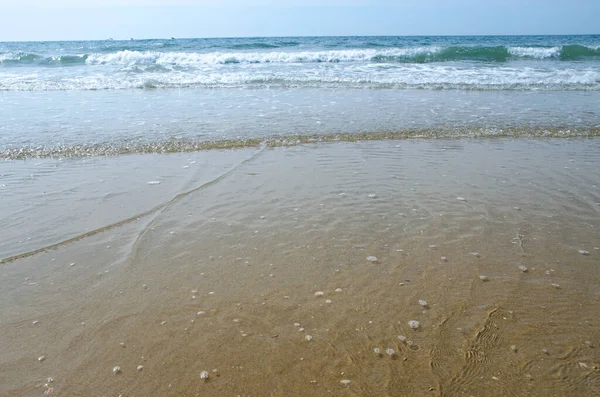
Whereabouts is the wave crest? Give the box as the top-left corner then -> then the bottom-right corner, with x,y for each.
3,44 -> 600,68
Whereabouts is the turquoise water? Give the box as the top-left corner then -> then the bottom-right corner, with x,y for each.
0,36 -> 599,158
1,35 -> 600,90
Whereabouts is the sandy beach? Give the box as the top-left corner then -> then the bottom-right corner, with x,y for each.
1,139 -> 599,396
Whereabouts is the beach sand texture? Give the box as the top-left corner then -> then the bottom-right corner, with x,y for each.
1,139 -> 599,396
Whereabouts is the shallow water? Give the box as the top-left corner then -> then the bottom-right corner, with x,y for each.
1,139 -> 598,396
1,89 -> 599,159
0,149 -> 258,259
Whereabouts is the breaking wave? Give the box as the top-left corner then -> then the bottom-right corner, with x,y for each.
2,45 -> 600,67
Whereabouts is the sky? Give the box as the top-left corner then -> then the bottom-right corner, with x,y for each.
0,0 -> 598,41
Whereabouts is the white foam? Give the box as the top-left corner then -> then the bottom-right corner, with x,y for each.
2,64 -> 600,91
0,53 -> 20,62
508,47 -> 560,59
85,48 -> 443,66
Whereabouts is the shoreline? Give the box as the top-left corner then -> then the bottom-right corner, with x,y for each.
2,130 -> 600,160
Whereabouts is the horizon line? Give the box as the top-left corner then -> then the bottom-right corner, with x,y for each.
2,33 -> 599,44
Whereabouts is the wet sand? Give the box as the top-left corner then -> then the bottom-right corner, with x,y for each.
1,139 -> 599,396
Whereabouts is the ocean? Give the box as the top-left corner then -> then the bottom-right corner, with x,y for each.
1,36 -> 599,396
1,35 -> 600,158
2,35 -> 600,91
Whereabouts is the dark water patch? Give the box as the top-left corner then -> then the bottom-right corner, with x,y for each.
226,43 -> 282,49
0,52 -> 43,65
0,52 -> 87,66
560,45 -> 600,60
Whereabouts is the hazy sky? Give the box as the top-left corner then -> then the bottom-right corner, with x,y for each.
0,0 -> 598,41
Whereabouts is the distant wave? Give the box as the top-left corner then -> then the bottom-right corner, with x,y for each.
0,52 -> 88,66
2,45 -> 600,67
225,42 -> 299,49
76,45 -> 600,64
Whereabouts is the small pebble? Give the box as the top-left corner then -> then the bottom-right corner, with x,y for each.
578,250 -> 589,255
470,252 -> 481,257
314,291 -> 325,297
113,366 -> 121,374
335,288 -> 343,293
440,256 -> 448,261
32,320 -> 39,325
368,194 -> 377,198
408,320 -> 420,329
418,300 -> 428,307
366,256 -> 378,262
518,265 -> 528,272
479,275 -> 489,281
511,345 -> 518,352
197,311 -> 205,315
551,283 -> 560,289
200,370 -> 209,380
147,181 -> 160,185
340,379 -> 352,386
456,197 -> 466,201
325,299 -> 332,304
38,356 -> 46,362
305,335 -> 313,341
137,365 -> 144,371
294,323 -> 301,327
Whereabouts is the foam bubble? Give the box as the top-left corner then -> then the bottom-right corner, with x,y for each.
508,46 -> 560,59
84,48 -> 444,66
2,63 -> 600,91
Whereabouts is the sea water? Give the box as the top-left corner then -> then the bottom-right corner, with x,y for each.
1,35 -> 599,158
